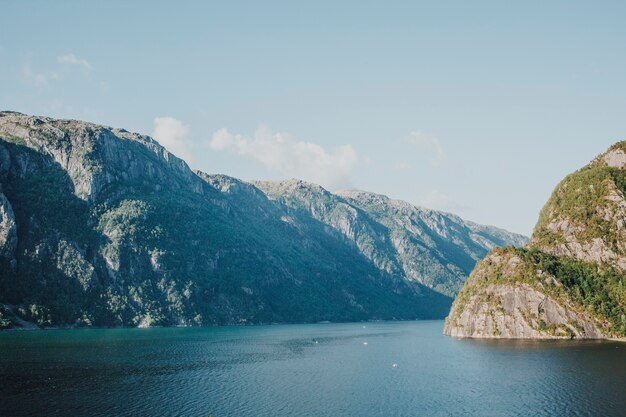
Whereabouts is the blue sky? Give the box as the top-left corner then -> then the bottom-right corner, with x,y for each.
2,1 -> 626,235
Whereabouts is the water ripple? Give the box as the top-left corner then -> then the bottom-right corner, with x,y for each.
1,322 -> 625,417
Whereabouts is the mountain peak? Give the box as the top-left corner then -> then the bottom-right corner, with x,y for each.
445,141 -> 626,340
531,141 -> 626,272
592,141 -> 626,169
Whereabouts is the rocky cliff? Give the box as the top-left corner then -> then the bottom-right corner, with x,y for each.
444,142 -> 626,340
0,111 -> 524,329
253,181 -> 527,297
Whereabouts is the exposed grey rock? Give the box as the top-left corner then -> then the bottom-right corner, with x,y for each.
253,180 -> 528,297
445,141 -> 626,340
444,249 -> 608,339
0,190 -> 16,260
0,112 -> 198,202
444,282 -> 604,339
601,148 -> 626,168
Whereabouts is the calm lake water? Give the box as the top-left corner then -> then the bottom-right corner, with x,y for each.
0,320 -> 625,417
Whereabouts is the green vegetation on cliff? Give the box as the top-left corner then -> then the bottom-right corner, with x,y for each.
534,164 -> 626,252
521,249 -> 626,336
446,141 -> 626,339
456,247 -> 626,337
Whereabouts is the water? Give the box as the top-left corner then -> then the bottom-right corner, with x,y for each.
1,321 -> 625,417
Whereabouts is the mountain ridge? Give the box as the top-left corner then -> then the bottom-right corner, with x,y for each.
0,111 -> 525,329
253,179 -> 527,297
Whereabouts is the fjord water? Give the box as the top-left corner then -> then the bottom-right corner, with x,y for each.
1,321 -> 625,417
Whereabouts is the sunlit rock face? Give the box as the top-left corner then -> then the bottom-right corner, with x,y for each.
446,141 -> 626,340
254,180 -> 527,297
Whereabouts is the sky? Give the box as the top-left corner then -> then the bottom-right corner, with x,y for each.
2,0 -> 626,236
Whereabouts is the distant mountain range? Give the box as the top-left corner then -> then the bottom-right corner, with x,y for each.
253,181 -> 527,297
0,112 -> 526,329
445,141 -> 626,340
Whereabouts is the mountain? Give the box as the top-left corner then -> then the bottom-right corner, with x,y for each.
444,142 -> 626,339
253,181 -> 527,297
0,112 -> 524,329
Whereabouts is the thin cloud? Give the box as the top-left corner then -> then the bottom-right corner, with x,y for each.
21,64 -> 58,86
58,53 -> 93,71
152,117 -> 194,165
407,130 -> 445,166
210,126 -> 357,190
22,54 -> 92,87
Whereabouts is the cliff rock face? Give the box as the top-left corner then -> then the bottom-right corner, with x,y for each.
253,180 -> 527,297
0,190 -> 16,260
444,248 -> 607,339
445,142 -> 626,340
531,145 -> 626,272
0,112 -> 523,329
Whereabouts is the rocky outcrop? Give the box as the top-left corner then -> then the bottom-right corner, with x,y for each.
445,142 -> 626,340
0,189 -> 16,260
0,142 -> 16,262
0,112 -> 198,203
445,283 -> 604,339
530,145 -> 626,273
444,249 -> 607,339
601,147 -> 626,168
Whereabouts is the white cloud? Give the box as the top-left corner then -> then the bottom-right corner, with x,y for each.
407,130 -> 445,166
210,126 -> 357,189
152,117 -> 194,165
21,54 -> 91,87
21,64 -> 58,86
58,53 -> 93,71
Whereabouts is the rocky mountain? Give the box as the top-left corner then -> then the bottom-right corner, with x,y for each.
0,111 -> 524,329
444,142 -> 626,340
253,181 -> 527,297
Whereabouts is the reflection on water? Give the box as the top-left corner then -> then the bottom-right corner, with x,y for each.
1,321 -> 624,417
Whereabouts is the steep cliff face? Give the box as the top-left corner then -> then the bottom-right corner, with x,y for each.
531,143 -> 626,272
0,189 -> 17,260
444,248 -> 608,339
254,180 -> 527,297
1,111 -> 478,329
0,112 -> 197,202
445,142 -> 626,340
338,189 -> 528,296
